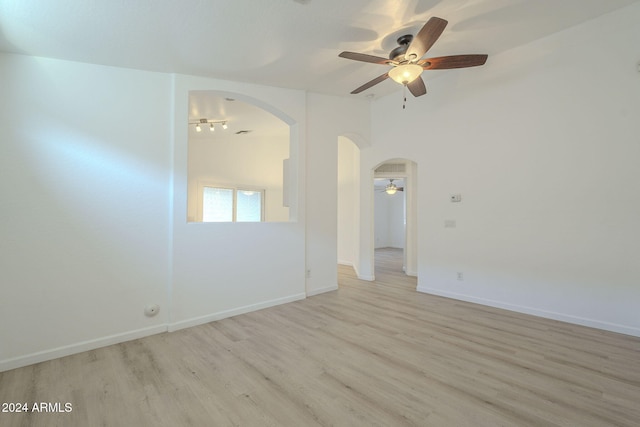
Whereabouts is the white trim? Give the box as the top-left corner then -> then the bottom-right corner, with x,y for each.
353,262 -> 374,281
337,260 -> 353,266
307,284 -> 338,296
1,293 -> 309,372
416,286 -> 640,338
168,293 -> 306,332
0,325 -> 167,373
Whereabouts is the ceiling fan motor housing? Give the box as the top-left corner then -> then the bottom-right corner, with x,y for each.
389,34 -> 414,60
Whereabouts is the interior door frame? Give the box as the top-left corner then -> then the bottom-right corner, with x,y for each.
371,160 -> 417,278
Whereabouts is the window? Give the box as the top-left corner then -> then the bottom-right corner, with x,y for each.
202,187 -> 234,222
235,190 -> 262,222
201,186 -> 264,222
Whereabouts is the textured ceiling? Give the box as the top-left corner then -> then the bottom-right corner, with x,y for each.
1,0 -> 638,98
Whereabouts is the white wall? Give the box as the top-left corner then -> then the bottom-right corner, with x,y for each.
374,191 -> 390,248
188,134 -> 290,222
365,4 -> 640,336
337,137 -> 359,265
0,52 -> 373,370
0,53 -> 313,371
389,195 -> 404,249
305,93 -> 370,295
0,54 -> 172,369
170,74 -> 307,330
374,191 -> 404,249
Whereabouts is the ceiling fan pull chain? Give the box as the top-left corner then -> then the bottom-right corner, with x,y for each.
403,85 -> 407,109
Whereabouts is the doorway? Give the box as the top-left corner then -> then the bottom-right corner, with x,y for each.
372,160 -> 418,284
337,152 -> 417,286
374,177 -> 406,278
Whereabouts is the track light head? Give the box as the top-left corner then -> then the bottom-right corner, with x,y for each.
190,119 -> 228,132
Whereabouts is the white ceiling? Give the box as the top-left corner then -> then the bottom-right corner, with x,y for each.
1,0 -> 638,98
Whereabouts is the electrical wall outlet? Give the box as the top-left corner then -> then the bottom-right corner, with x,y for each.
457,272 -> 464,281
450,194 -> 462,203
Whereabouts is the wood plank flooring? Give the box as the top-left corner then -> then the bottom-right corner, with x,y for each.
1,250 -> 639,426
373,247 -> 414,290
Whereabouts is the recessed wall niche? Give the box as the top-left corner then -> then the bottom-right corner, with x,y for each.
187,91 -> 291,222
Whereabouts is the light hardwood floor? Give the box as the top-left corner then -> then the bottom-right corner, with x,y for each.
1,251 -> 639,426
373,247 -> 413,290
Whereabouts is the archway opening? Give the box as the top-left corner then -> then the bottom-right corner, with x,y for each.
187,90 -> 295,223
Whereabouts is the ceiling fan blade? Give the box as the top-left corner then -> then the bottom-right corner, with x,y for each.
407,76 -> 427,97
339,51 -> 394,65
351,73 -> 389,94
419,54 -> 488,70
405,17 -> 448,61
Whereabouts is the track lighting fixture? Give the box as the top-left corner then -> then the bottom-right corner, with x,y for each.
189,118 -> 229,132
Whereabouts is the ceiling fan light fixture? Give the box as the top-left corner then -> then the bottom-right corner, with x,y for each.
385,184 -> 398,195
388,64 -> 423,85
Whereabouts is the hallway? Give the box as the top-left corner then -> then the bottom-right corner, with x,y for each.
338,247 -> 417,291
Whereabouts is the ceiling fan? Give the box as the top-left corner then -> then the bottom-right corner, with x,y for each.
339,17 -> 488,97
379,179 -> 404,195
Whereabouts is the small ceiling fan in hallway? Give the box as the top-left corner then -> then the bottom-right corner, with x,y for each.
378,179 -> 404,195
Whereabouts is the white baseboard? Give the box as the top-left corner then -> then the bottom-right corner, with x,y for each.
416,286 -> 640,338
2,293 -> 309,372
337,260 -> 353,267
0,325 -> 167,373
168,292 -> 306,332
352,263 -> 374,281
307,284 -> 338,296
